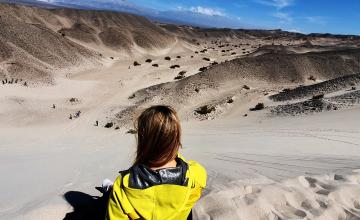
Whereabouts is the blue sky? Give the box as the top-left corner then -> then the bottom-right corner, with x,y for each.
126,0 -> 360,35
38,0 -> 360,35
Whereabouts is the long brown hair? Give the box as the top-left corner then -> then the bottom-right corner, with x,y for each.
134,105 -> 182,167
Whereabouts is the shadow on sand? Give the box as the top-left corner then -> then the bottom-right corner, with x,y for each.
63,188 -> 109,220
63,188 -> 193,220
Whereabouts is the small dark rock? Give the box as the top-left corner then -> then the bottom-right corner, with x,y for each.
170,65 -> 180,69
195,105 -> 215,115
199,67 -> 207,72
126,129 -> 137,134
250,103 -> 265,111
178,71 -> 187,76
227,98 -> 234,104
243,85 -> 250,90
308,75 -> 316,81
312,94 -> 324,100
69,98 -> 78,102
104,122 -> 113,128
174,75 -> 185,80
128,94 -> 135,99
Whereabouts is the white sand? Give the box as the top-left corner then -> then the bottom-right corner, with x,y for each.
1,41 -> 360,220
1,107 -> 360,219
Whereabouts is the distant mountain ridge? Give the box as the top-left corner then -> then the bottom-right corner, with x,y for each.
0,2 -> 175,84
0,0 -> 249,28
0,2 -> 359,85
2,0 -> 360,37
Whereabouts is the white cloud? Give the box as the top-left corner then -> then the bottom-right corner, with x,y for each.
189,6 -> 225,16
177,6 -> 225,17
287,28 -> 302,33
305,16 -> 327,25
36,0 -> 57,2
255,0 -> 293,9
273,12 -> 293,23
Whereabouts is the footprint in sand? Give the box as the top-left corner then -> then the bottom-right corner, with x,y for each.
276,202 -> 307,219
317,200 -> 328,209
316,189 -> 330,196
301,199 -> 328,217
354,200 -> 360,209
334,174 -> 346,181
298,176 -> 317,188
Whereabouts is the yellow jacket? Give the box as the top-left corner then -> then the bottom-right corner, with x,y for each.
105,156 -> 207,220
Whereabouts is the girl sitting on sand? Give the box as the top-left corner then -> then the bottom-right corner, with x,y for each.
105,105 -> 207,220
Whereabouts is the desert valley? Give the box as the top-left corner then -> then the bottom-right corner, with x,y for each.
1,2 -> 360,219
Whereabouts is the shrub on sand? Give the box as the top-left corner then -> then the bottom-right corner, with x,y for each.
69,98 -> 78,102
199,67 -> 207,72
170,65 -> 180,69
250,103 -> 265,111
195,105 -> 215,115
312,94 -> 324,100
104,122 -> 113,128
308,75 -> 316,81
174,75 -> 185,80
227,98 -> 234,104
128,94 -> 135,99
243,85 -> 250,90
126,129 -> 137,134
178,71 -> 187,76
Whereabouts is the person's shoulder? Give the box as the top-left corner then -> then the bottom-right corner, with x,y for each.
113,169 -> 131,187
178,154 -> 206,175
187,160 -> 207,188
188,160 -> 207,176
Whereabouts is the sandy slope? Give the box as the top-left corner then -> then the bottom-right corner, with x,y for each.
2,42 -> 360,220
1,3 -> 360,220
0,3 -> 175,84
2,46 -> 360,219
2,107 -> 360,220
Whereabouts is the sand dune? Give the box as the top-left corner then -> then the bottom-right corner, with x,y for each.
112,47 -> 360,126
0,3 -> 175,84
270,73 -> 360,102
0,4 -> 102,83
161,24 -> 305,42
195,170 -> 360,219
1,2 -> 360,220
